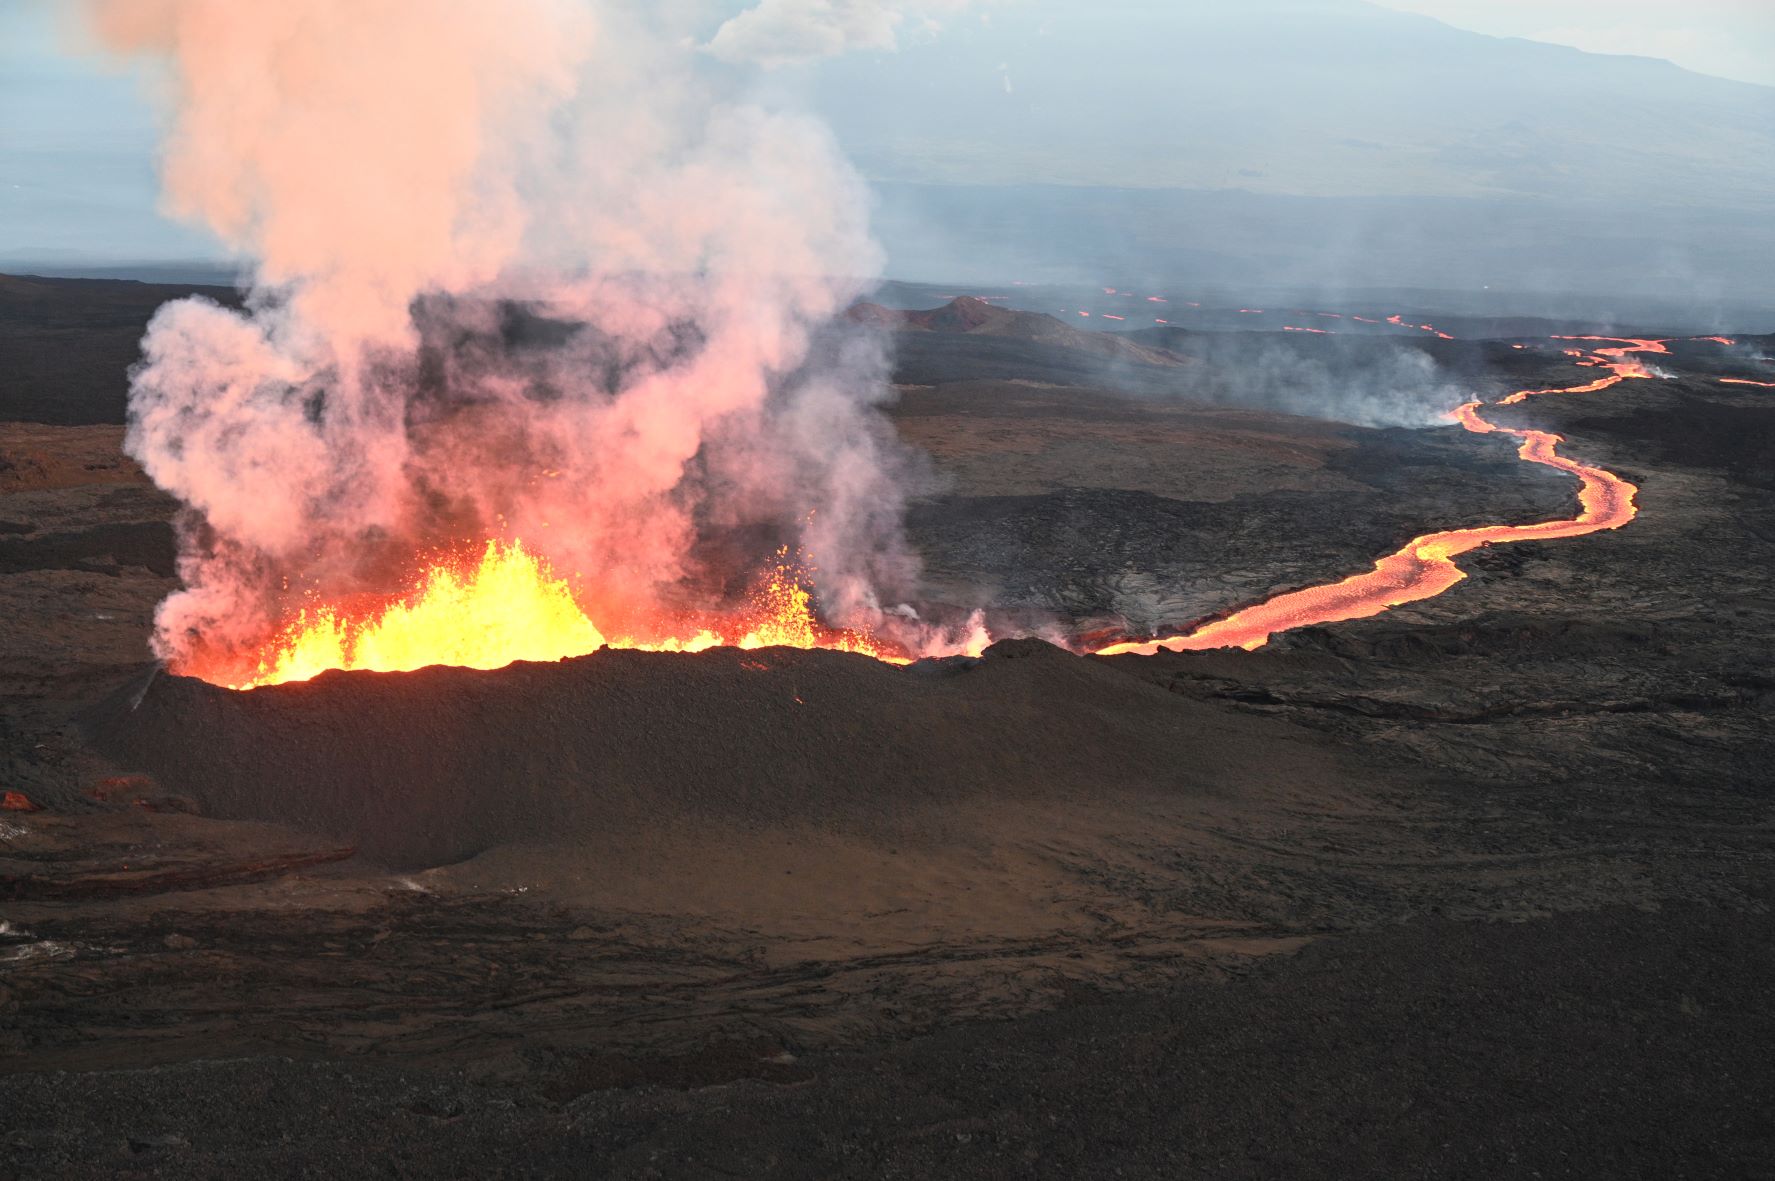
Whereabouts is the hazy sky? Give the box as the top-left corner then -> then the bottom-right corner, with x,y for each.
1376,0 -> 1775,87
2,0 -> 1772,270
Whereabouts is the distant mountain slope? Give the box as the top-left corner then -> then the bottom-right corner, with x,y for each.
787,0 -> 1775,303
797,0 -> 1775,211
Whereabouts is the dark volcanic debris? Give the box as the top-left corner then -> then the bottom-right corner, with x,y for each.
2,279 -> 1773,1175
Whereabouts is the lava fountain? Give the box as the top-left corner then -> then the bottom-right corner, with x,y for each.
83,0 -> 959,691
201,544 -> 906,690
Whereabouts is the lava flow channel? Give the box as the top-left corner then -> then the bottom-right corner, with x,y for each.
1094,339 -> 1658,656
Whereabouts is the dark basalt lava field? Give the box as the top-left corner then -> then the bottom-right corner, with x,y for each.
3,275 -> 1774,1178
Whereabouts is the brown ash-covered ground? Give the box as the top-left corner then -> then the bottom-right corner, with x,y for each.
2,279 -> 1773,1178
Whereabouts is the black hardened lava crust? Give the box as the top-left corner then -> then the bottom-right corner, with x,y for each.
82,638 -> 1325,868
4,890 -> 1770,1179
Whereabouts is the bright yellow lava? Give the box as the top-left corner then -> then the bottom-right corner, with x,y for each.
221,542 -> 898,689
239,542 -> 607,688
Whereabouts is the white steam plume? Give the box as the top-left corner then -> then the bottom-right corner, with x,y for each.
80,0 -> 958,676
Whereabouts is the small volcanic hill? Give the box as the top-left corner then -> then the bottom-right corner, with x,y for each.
855,296 -> 1186,388
853,295 -> 1178,365
82,640 -> 1335,869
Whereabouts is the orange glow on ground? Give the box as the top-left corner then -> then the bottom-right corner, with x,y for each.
1721,377 -> 1775,388
1094,338 -> 1657,657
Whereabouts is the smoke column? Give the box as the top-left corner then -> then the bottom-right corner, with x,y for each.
78,0 -> 948,679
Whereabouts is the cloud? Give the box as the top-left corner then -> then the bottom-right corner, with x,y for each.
706,0 -> 984,68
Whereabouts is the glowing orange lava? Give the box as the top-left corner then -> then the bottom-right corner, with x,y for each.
1498,338 -> 1665,403
1722,377 -> 1775,388
1386,314 -> 1455,339
213,542 -> 898,689
1094,338 -> 1659,657
201,320 -> 1687,685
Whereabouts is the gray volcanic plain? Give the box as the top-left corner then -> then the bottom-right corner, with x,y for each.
2,278 -> 1773,1178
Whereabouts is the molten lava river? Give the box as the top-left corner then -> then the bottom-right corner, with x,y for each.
1092,335 -> 1666,657
195,332 -> 1686,688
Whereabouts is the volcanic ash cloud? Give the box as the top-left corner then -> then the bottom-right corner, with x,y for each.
79,0 -> 942,679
